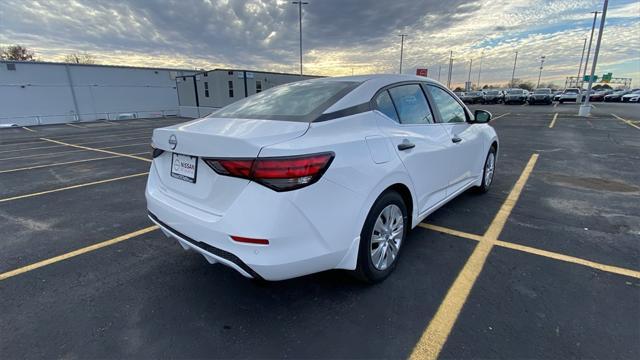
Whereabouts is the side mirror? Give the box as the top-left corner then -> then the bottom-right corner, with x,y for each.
473,109 -> 492,123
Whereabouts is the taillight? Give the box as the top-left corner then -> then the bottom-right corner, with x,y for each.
204,152 -> 334,191
151,145 -> 164,158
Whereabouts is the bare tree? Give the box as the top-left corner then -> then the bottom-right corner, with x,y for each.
1,45 -> 36,61
64,52 -> 96,64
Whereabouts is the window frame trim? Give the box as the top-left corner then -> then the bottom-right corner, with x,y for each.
370,81 -> 438,127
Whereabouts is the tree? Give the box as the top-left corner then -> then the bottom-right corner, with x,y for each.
518,81 -> 534,91
64,52 -> 96,64
1,45 -> 36,61
453,87 -> 463,92
592,84 -> 612,90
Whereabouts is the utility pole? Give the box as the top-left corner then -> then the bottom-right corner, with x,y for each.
398,34 -> 407,74
510,51 -> 518,87
447,51 -> 453,89
582,11 -> 600,84
292,1 -> 308,76
437,64 -> 442,82
477,50 -> 484,88
576,37 -> 587,86
536,56 -> 546,88
579,0 -> 608,117
467,58 -> 473,91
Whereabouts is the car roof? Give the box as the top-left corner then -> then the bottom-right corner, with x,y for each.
322,74 -> 445,113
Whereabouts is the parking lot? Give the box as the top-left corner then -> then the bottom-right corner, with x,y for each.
1,104 -> 639,359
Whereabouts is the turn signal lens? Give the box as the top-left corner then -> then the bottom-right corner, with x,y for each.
204,152 -> 334,191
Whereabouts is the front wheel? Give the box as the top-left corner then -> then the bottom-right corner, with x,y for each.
475,146 -> 496,193
354,191 -> 408,283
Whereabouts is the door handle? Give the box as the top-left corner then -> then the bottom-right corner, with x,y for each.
397,141 -> 415,151
451,137 -> 462,143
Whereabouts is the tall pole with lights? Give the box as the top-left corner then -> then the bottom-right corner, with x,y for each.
477,50 -> 484,89
536,56 -> 546,88
447,51 -> 453,89
510,51 -> 518,87
578,11 -> 599,103
577,37 -> 587,85
398,34 -> 407,74
292,1 -> 308,76
579,0 -> 608,117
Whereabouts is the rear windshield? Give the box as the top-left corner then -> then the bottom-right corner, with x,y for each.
534,89 -> 551,94
485,91 -> 500,95
507,90 -> 523,94
211,80 -> 360,122
564,89 -> 579,93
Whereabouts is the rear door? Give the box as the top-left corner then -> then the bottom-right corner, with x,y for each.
373,83 -> 451,214
425,84 -> 485,195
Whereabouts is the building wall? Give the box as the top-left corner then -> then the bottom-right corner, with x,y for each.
0,61 -> 196,125
177,69 -> 320,109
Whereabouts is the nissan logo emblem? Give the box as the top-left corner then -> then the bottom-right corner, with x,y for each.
168,135 -> 177,150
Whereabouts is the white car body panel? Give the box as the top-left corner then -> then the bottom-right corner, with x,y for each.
146,74 -> 498,281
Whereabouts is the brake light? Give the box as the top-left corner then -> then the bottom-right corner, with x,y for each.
204,152 -> 334,191
230,235 -> 269,245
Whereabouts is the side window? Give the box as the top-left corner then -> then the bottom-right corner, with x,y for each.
427,85 -> 467,123
388,84 -> 434,125
374,90 -> 399,122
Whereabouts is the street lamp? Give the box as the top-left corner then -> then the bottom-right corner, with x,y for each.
510,51 -> 518,87
292,1 -> 308,76
579,0 -> 608,117
477,50 -> 484,89
578,10 -> 599,103
536,56 -> 546,88
398,34 -> 407,74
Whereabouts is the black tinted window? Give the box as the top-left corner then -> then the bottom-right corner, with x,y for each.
374,90 -> 399,122
427,85 -> 467,123
387,84 -> 434,125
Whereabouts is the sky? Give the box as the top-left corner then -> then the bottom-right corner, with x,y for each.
1,0 -> 639,88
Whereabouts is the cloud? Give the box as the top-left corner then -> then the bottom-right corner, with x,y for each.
0,0 -> 638,87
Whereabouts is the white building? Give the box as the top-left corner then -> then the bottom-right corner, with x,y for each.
0,60 -> 197,126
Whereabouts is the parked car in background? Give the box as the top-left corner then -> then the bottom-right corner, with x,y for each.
483,90 -> 503,104
453,91 -> 465,99
504,89 -> 527,104
621,89 -> 640,103
589,90 -> 613,102
557,88 -> 580,103
604,90 -> 630,102
146,74 -> 499,282
528,88 -> 553,105
462,91 -> 484,104
553,91 -> 563,101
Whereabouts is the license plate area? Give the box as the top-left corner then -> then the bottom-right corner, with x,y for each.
171,153 -> 198,183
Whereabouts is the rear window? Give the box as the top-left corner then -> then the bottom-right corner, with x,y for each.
486,91 -> 499,95
534,89 -> 551,94
507,90 -> 523,94
565,89 -> 579,94
212,80 -> 360,122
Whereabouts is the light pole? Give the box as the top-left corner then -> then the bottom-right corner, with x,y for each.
398,34 -> 407,74
536,56 -> 546,88
477,50 -> 484,89
467,58 -> 473,91
292,1 -> 308,76
437,64 -> 442,82
447,51 -> 453,89
577,37 -> 587,86
578,11 -> 599,103
511,51 -> 518,87
579,0 -> 608,117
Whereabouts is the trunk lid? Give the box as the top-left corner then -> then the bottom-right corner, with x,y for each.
151,117 -> 309,215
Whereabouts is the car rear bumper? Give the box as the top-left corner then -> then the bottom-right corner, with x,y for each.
145,162 -> 362,281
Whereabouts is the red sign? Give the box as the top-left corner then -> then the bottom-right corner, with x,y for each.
416,68 -> 428,77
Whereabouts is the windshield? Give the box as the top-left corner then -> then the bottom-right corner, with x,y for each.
507,90 -> 523,94
212,80 -> 360,122
534,89 -> 551,94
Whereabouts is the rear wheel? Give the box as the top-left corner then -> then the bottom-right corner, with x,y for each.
354,191 -> 408,283
475,146 -> 496,193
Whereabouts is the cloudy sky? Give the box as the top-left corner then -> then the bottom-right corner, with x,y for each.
1,0 -> 639,87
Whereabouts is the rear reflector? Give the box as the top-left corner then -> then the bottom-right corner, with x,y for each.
204,152 -> 334,191
230,235 -> 269,245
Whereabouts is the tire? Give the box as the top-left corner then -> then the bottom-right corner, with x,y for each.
475,146 -> 496,193
354,191 -> 408,283
559,100 -> 564,104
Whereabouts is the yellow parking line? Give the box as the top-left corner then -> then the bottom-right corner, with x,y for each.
0,225 -> 158,281
40,138 -> 151,163
21,126 -> 36,133
492,113 -> 510,121
549,113 -> 558,128
0,152 -> 149,174
0,172 -> 148,203
554,102 -> 558,108
0,135 -> 150,154
410,153 -> 538,360
0,142 -> 148,161
611,113 -> 640,130
419,223 -> 640,279
66,123 -> 85,129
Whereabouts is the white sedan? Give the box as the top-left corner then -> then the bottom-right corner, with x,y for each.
146,74 -> 499,282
